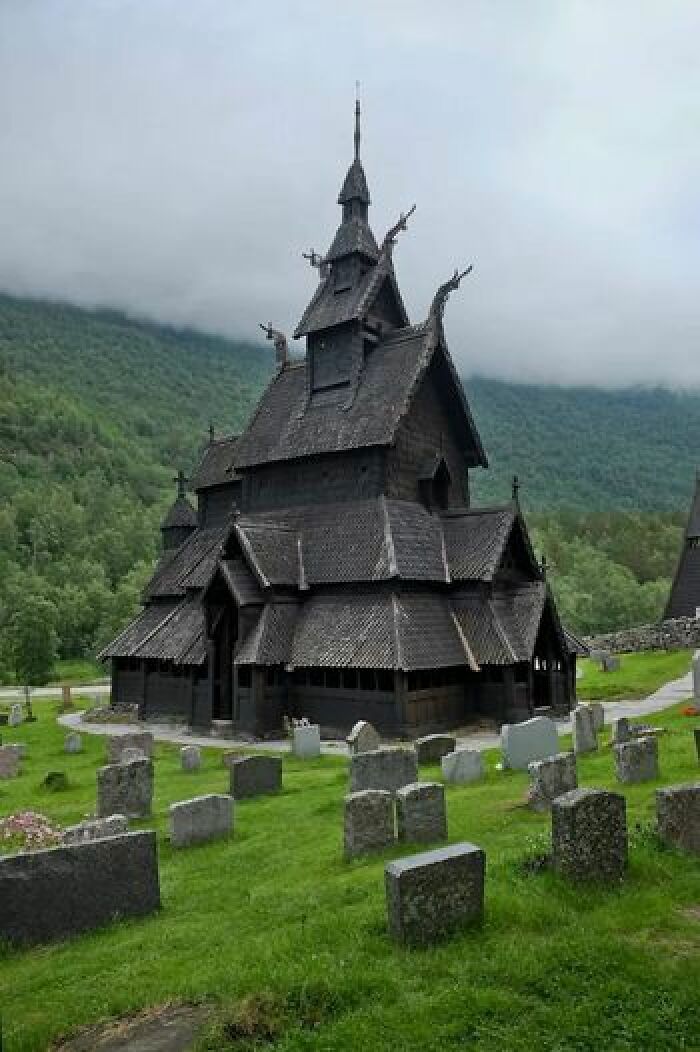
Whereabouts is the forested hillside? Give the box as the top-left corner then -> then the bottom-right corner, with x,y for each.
0,293 -> 696,681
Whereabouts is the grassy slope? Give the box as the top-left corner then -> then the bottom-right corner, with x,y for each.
1,707 -> 700,1051
577,650 -> 693,702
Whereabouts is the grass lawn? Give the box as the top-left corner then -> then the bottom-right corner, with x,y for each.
0,659 -> 107,691
1,706 -> 700,1051
577,649 -> 693,702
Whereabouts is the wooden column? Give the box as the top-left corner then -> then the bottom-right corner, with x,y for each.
394,670 -> 407,735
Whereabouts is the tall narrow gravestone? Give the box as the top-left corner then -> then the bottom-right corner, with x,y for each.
693,652 -> 700,701
97,758 -> 153,818
656,784 -> 700,855
572,705 -> 597,755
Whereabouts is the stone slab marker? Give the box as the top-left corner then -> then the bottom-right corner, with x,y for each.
527,752 -> 577,812
693,652 -> 700,701
169,794 -> 233,848
181,745 -> 201,771
349,746 -> 418,795
396,782 -> 447,843
694,728 -> 700,764
343,789 -> 394,858
97,758 -> 153,818
552,788 -> 627,881
385,842 -> 485,945
614,736 -> 659,784
415,734 -> 457,765
107,732 -> 154,765
500,716 -> 559,770
8,704 -> 22,727
441,748 -> 484,785
0,746 -> 20,779
572,704 -> 597,755
64,733 -> 83,754
292,724 -> 321,759
0,831 -> 160,946
229,754 -> 282,799
63,815 -> 129,845
121,746 -> 147,763
589,702 -> 605,734
346,720 -> 380,755
612,717 -> 631,745
656,783 -> 700,855
61,685 -> 72,708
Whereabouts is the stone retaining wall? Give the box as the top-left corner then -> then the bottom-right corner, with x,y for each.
584,616 -> 700,655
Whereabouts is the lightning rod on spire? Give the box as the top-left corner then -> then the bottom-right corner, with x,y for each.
354,82 -> 361,161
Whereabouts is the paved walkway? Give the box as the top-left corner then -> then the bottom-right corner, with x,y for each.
0,682 -> 109,701
57,663 -> 695,756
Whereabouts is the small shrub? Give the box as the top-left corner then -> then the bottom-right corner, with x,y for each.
0,811 -> 63,854
41,771 -> 70,792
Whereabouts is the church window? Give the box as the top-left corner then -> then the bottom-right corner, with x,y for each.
238,666 -> 252,689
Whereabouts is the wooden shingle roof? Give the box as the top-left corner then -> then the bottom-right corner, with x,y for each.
189,435 -> 240,491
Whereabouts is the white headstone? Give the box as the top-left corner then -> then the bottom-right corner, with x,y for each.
500,716 -> 559,771
441,748 -> 484,785
572,704 -> 598,755
8,704 -> 23,727
292,723 -> 321,759
181,745 -> 201,771
64,733 -> 83,754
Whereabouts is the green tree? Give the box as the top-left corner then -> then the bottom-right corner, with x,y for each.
9,595 -> 58,686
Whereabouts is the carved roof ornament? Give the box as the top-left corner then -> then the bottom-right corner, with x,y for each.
380,204 -> 416,261
259,322 -> 289,369
429,266 -> 473,325
174,469 -> 188,498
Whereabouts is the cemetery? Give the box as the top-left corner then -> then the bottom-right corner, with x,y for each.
0,693 -> 698,1050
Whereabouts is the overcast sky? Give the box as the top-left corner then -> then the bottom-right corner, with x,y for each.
1,1 -> 698,387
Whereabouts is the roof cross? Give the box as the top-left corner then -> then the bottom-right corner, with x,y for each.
174,470 -> 187,498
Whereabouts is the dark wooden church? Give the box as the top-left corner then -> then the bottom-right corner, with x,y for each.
665,472 -> 700,620
101,104 -> 583,737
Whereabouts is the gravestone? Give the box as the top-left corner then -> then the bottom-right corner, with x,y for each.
63,814 -> 129,845
656,783 -> 700,855
64,733 -> 83,754
415,734 -> 457,766
229,754 -> 282,799
107,732 -> 154,765
61,685 -> 72,709
5,743 -> 27,760
292,723 -> 321,759
0,746 -> 20,779
349,746 -> 418,795
612,717 -> 631,745
500,716 -> 559,770
120,746 -> 146,763
346,720 -> 381,755
8,704 -> 23,727
589,648 -> 610,666
572,704 -> 597,755
385,842 -> 485,945
441,748 -> 484,785
396,782 -> 447,843
552,788 -> 627,881
602,655 -> 620,673
693,652 -> 700,701
614,736 -> 659,784
97,758 -> 153,818
527,752 -> 578,812
169,794 -> 233,848
589,702 -> 605,734
343,789 -> 394,859
181,745 -> 201,771
695,728 -> 700,764
0,831 -> 160,946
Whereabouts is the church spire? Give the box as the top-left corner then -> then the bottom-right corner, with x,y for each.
327,97 -> 377,264
354,90 -> 361,161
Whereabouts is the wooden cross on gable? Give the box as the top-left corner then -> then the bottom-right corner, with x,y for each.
174,470 -> 188,498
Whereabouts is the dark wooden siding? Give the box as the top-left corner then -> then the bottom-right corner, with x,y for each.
242,449 -> 385,511
198,482 -> 241,526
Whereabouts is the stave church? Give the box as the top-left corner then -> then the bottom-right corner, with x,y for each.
101,104 -> 584,737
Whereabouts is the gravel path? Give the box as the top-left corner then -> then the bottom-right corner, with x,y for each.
57,661 -> 695,756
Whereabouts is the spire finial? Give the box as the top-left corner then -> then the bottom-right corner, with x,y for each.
512,475 -> 520,503
540,554 -> 548,580
354,82 -> 361,161
208,422 -> 215,443
174,469 -> 187,499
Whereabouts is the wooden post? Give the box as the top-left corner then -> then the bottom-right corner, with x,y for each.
394,670 -> 407,735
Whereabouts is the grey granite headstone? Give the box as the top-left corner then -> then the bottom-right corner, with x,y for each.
107,732 -> 154,765
527,752 -> 578,812
0,746 -> 20,779
8,704 -> 23,727
656,783 -> 700,855
694,728 -> 700,764
181,745 -> 201,771
292,723 -> 321,759
169,794 -> 233,848
415,734 -> 457,765
614,736 -> 659,784
692,653 -> 700,700
385,842 -> 485,945
612,717 -> 631,744
343,789 -> 394,858
589,702 -> 605,734
501,716 -> 559,770
346,720 -> 381,755
552,788 -> 627,881
349,746 -> 418,795
0,831 -> 160,946
589,648 -> 609,666
120,746 -> 147,763
97,758 -> 153,818
396,782 -> 447,843
63,814 -> 129,845
441,748 -> 484,785
572,704 -> 597,755
229,754 -> 282,799
602,655 -> 620,673
64,733 -> 83,754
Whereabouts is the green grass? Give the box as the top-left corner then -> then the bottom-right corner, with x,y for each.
577,649 -> 693,701
1,706 -> 700,1051
0,659 -> 107,690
